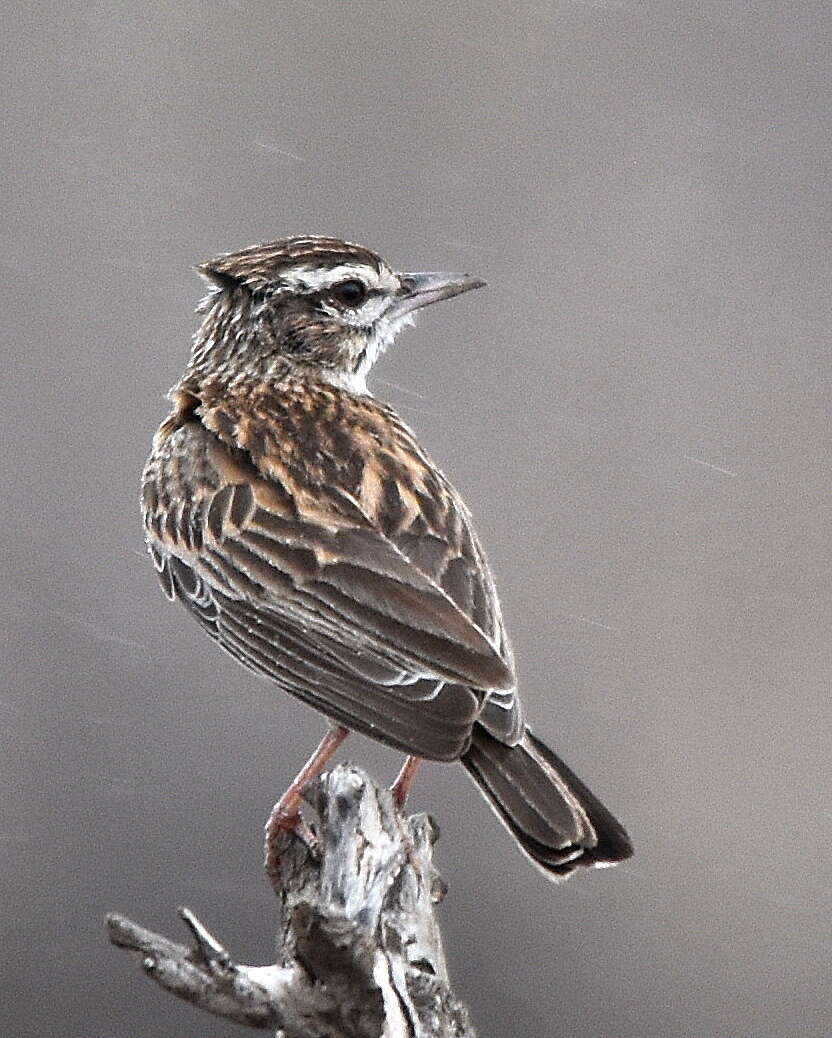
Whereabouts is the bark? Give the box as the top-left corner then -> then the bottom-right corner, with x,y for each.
107,763 -> 475,1037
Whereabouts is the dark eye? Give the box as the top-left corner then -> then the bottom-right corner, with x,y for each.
330,279 -> 367,307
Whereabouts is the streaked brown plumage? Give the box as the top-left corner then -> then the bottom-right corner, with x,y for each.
142,235 -> 633,879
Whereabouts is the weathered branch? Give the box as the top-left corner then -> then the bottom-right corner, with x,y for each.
107,763 -> 475,1037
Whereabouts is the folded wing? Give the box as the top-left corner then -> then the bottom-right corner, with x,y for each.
144,414 -> 522,758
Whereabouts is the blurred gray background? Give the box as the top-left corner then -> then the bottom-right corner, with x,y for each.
2,2 -> 830,1036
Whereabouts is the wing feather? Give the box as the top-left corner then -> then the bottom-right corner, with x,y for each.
144,403 -> 522,755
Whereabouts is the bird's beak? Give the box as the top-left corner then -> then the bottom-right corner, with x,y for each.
388,271 -> 486,321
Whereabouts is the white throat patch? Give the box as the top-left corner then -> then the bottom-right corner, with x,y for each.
321,309 -> 417,396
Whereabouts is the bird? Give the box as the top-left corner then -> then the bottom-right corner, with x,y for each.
141,234 -> 633,881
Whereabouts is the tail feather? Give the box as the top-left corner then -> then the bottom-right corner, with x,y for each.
462,726 -> 633,879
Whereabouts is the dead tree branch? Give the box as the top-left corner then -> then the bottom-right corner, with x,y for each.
107,763 -> 476,1037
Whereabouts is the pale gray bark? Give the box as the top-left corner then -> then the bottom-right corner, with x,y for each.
107,763 -> 475,1037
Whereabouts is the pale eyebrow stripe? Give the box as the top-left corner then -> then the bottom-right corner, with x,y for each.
281,263 -> 382,291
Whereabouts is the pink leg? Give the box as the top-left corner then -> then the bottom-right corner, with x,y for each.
264,724 -> 349,884
391,755 -> 424,810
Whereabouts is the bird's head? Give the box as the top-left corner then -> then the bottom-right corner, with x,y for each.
185,236 -> 485,393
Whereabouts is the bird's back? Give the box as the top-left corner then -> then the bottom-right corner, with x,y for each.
142,376 -> 523,758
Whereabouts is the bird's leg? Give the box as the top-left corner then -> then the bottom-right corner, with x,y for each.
391,755 -> 424,810
264,724 -> 349,883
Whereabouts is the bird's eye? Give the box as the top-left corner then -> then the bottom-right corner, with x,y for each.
330,279 -> 367,307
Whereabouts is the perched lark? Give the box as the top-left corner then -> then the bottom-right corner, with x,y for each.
142,235 -> 633,880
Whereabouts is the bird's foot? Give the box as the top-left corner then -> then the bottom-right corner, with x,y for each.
263,792 -> 310,886
263,725 -> 351,887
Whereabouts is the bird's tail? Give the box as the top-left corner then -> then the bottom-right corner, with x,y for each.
461,726 -> 633,879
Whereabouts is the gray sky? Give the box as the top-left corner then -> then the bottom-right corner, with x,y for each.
2,3 -> 831,1036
